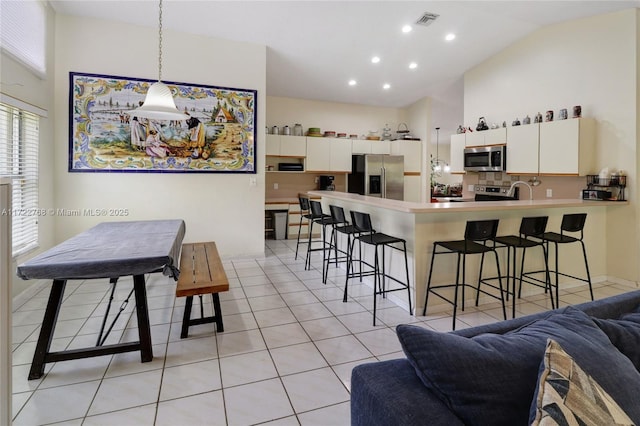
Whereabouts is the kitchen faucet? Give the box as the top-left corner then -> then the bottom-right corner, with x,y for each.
508,180 -> 533,200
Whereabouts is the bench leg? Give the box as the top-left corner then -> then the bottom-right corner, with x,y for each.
180,296 -> 194,339
212,293 -> 224,332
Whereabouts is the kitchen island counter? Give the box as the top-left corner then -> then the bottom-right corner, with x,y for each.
307,191 -> 625,317
307,190 -> 626,213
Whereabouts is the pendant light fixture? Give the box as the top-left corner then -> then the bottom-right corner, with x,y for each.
128,0 -> 187,121
432,127 -> 450,176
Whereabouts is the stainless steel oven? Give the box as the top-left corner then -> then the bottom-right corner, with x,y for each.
474,184 -> 518,201
464,145 -> 506,172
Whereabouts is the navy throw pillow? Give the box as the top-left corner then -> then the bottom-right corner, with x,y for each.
396,307 -> 640,426
593,316 -> 640,371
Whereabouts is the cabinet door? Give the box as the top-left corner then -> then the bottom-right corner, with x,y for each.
351,140 -> 371,154
449,134 -> 466,173
266,134 -> 280,156
539,118 -> 595,175
371,140 -> 391,154
465,131 -> 484,147
507,124 -> 539,174
484,128 -> 506,145
305,137 -> 330,171
279,135 -> 306,157
329,138 -> 352,172
391,140 -> 422,173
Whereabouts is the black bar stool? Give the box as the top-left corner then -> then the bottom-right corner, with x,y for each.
345,210 -> 412,326
422,219 -> 506,331
494,216 -> 553,318
294,196 -> 313,261
523,213 -> 593,307
308,200 -> 337,281
322,205 -> 362,289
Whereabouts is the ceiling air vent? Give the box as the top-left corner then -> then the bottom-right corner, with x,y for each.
416,12 -> 439,27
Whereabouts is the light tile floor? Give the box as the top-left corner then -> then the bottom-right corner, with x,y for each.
11,239 -> 638,425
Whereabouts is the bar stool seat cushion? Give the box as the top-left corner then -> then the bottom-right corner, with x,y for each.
540,231 -> 580,244
494,235 -> 543,248
436,239 -> 497,254
357,233 -> 404,246
396,307 -> 640,426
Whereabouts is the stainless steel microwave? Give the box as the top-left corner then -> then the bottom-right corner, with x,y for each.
463,145 -> 506,172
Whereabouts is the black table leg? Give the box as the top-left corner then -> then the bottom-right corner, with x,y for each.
212,293 -> 224,332
180,296 -> 194,338
29,279 -> 66,380
133,274 -> 153,362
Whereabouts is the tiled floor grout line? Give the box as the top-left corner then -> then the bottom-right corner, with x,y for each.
11,239 -> 639,425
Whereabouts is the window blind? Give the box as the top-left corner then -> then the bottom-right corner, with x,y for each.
0,0 -> 46,77
0,103 -> 39,256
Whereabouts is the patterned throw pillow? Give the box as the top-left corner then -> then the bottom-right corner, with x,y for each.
532,339 -> 635,426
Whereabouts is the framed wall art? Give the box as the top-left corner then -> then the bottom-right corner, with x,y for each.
68,72 -> 257,173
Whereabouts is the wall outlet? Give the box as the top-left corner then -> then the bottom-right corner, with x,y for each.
249,177 -> 257,187
273,183 -> 279,190
468,184 -> 475,192
546,189 -> 553,198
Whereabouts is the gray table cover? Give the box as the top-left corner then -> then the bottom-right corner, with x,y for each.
17,219 -> 186,280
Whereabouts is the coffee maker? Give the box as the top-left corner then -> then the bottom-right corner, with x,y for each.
318,175 -> 335,191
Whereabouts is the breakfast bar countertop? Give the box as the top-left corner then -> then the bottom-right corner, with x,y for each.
307,191 -> 627,214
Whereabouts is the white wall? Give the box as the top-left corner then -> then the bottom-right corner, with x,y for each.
54,14 -> 267,257
1,3 -> 56,297
464,9 -> 639,282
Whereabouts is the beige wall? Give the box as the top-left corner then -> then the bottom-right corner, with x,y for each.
1,3 -> 56,297
464,9 -> 639,283
266,96 -> 407,139
53,15 -> 267,259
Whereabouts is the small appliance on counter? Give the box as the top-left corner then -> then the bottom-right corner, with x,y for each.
318,175 -> 335,190
278,163 -> 303,171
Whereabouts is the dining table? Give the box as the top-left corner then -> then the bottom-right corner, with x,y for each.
16,219 -> 185,379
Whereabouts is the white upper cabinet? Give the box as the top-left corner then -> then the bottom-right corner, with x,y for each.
306,137 -> 352,172
351,140 -> 391,154
266,134 -> 306,157
538,118 -> 595,175
464,128 -> 506,146
506,124 -> 539,174
449,133 -> 466,174
391,140 -> 422,173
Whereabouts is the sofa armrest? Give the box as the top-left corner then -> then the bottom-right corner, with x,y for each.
351,359 -> 465,426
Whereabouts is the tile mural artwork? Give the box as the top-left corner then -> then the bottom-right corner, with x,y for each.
68,72 -> 257,173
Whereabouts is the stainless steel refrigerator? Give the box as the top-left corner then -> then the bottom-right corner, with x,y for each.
348,154 -> 404,200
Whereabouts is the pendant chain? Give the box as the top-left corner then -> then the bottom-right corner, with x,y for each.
158,0 -> 163,82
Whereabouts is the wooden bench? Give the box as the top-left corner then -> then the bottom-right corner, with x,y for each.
176,242 -> 229,338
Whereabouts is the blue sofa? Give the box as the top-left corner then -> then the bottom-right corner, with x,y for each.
351,290 -> 640,426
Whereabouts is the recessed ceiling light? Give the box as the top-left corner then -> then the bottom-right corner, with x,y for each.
371,56 -> 381,64
445,33 -> 456,41
409,62 -> 418,69
383,83 -> 391,90
402,25 -> 412,33
348,79 -> 357,86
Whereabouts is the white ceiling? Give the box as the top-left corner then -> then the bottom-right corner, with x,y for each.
50,1 -> 639,109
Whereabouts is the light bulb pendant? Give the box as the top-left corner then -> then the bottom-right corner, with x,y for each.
129,82 -> 187,120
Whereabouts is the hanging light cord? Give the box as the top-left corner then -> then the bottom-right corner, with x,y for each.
158,0 -> 163,82
435,127 -> 440,161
